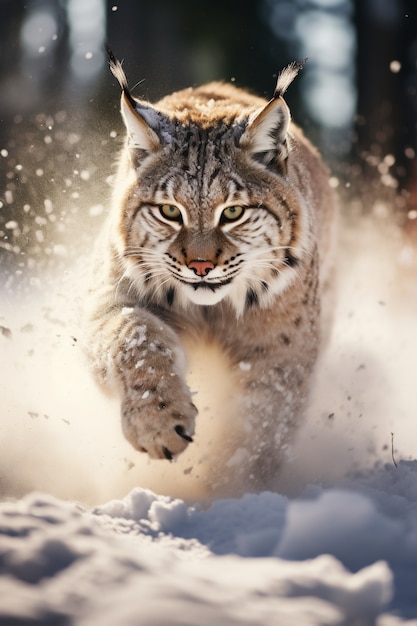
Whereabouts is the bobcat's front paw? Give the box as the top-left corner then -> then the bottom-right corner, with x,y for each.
121,375 -> 197,460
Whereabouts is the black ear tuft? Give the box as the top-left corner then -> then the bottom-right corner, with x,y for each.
105,45 -> 118,70
274,59 -> 307,99
105,45 -> 137,110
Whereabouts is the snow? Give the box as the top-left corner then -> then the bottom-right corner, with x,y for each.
1,215 -> 417,624
0,479 -> 416,624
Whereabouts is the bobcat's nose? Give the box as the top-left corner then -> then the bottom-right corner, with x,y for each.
188,259 -> 215,277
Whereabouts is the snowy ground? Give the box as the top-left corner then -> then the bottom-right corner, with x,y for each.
1,213 -> 417,624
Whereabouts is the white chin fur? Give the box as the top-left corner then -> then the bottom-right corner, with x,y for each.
182,284 -> 229,306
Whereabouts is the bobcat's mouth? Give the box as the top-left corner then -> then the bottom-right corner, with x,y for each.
176,276 -> 234,306
175,276 -> 234,291
192,280 -> 227,291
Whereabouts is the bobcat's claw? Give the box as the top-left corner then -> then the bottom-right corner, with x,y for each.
162,425 -> 193,459
175,424 -> 194,442
163,446 -> 174,461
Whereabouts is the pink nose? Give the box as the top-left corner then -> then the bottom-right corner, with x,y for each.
188,260 -> 215,277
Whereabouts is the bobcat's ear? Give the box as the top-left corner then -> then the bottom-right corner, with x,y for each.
120,95 -> 161,152
240,96 -> 291,165
107,48 -> 160,152
240,61 -> 304,169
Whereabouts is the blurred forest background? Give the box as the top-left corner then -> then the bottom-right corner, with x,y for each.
0,0 -> 416,284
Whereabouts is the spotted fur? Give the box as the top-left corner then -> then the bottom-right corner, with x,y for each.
85,56 -> 337,491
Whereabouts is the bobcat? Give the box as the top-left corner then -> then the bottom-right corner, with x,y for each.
85,53 -> 336,492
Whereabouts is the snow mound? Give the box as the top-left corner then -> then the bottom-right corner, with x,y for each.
1,462 -> 417,625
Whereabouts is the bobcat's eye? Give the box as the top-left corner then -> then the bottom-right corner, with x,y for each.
220,205 -> 245,224
160,204 -> 182,222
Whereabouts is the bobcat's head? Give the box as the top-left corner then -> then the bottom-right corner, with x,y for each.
109,51 -> 310,315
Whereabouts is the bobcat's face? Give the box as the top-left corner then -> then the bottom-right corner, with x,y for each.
110,61 -> 311,314
120,122 -> 307,314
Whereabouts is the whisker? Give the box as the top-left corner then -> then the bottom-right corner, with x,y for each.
123,244 -> 168,256
113,237 -> 305,309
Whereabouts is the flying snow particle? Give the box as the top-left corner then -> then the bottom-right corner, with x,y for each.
88,204 -> 104,217
5,221 -> 18,230
67,134 -> 80,146
53,244 -> 68,257
0,326 -> 12,339
389,60 -> 401,73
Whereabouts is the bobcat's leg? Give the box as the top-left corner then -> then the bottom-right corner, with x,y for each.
224,296 -> 320,490
86,302 -> 197,460
233,350 -> 317,490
